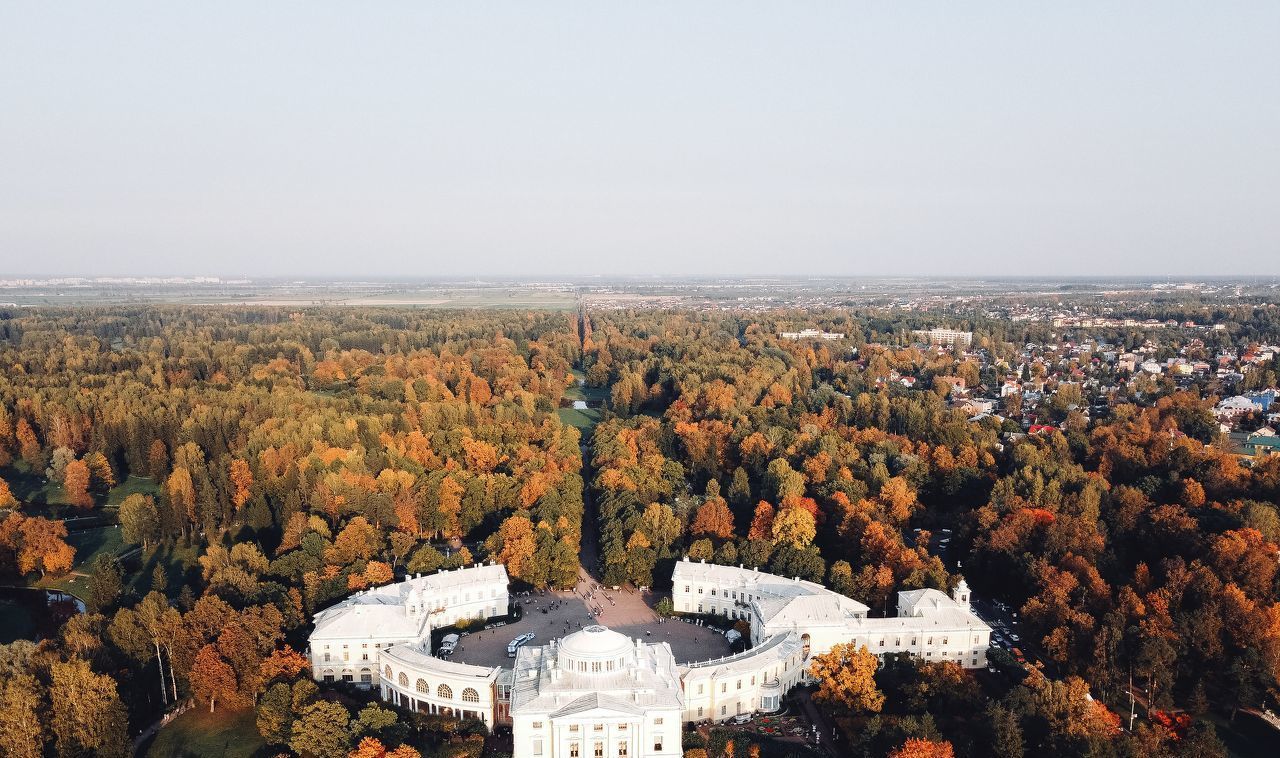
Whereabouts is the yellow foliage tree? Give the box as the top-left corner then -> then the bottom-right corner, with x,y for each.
808,642 -> 884,713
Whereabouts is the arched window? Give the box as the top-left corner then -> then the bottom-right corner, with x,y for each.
398,672 -> 409,687
384,665 -> 392,678
437,684 -> 453,699
416,678 -> 429,693
461,687 -> 479,703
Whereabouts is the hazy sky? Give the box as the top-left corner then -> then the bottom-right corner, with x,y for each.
2,3 -> 1277,278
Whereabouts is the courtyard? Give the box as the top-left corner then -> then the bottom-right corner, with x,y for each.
447,573 -> 731,668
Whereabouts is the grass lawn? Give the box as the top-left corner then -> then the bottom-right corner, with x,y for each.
145,707 -> 266,758
35,526 -> 125,598
131,543 -> 203,596
106,474 -> 160,505
564,369 -> 609,403
1,461 -> 69,506
558,407 -> 602,431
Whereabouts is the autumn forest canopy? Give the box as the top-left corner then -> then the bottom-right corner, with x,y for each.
0,303 -> 1278,757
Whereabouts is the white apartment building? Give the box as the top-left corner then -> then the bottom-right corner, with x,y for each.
912,328 -> 974,348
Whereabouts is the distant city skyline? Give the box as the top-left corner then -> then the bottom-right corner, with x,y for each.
2,3 -> 1277,277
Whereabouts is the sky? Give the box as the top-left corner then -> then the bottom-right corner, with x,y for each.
1,2 -> 1277,278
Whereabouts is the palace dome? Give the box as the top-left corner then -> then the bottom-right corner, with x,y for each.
560,625 -> 632,658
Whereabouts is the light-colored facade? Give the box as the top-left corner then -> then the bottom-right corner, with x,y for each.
679,631 -> 805,723
779,329 -> 846,341
672,559 -> 990,670
510,626 -> 683,758
912,328 -> 974,348
309,561 -> 990,756
380,641 -> 503,725
308,563 -> 509,688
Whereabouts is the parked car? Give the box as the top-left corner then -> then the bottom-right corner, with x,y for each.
439,633 -> 460,656
731,714 -> 752,725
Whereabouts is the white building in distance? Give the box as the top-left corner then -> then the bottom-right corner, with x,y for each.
912,328 -> 974,348
779,328 -> 845,340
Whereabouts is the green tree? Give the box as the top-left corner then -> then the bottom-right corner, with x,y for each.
119,493 -> 161,550
257,682 -> 294,746
290,700 -> 353,758
85,555 -> 123,614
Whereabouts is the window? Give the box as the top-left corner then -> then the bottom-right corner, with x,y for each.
361,673 -> 372,683
594,743 -> 604,758
720,705 -> 727,715
570,745 -> 580,758
711,588 -> 717,596
342,673 -> 353,682
942,636 -> 949,645
697,707 -> 704,717
398,672 -> 408,687
323,674 -> 334,683
569,725 -> 579,732
324,653 -> 331,662
879,639 -> 885,647
654,718 -> 664,725
618,724 -> 627,731
654,737 -> 664,751
416,678 -> 428,693
698,588 -> 703,594
684,585 -> 689,593
533,721 -> 544,729
437,684 -> 452,699
594,723 -> 604,732
384,665 -> 392,678
736,680 -> 742,690
618,741 -> 628,756
720,683 -> 727,693
533,739 -> 543,756
462,688 -> 479,703
697,684 -> 704,694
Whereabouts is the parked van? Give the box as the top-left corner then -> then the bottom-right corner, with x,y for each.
439,633 -> 460,656
507,632 -> 536,657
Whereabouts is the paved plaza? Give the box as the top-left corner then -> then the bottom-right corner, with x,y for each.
449,571 -> 731,668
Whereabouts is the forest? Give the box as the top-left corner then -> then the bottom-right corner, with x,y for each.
1,304 -> 1278,757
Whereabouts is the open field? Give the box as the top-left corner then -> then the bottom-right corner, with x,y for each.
105,475 -> 160,505
557,407 -> 602,431
143,707 -> 265,758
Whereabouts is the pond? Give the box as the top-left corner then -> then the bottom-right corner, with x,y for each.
0,586 -> 84,644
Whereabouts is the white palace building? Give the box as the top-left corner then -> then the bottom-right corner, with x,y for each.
307,558 -> 990,758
